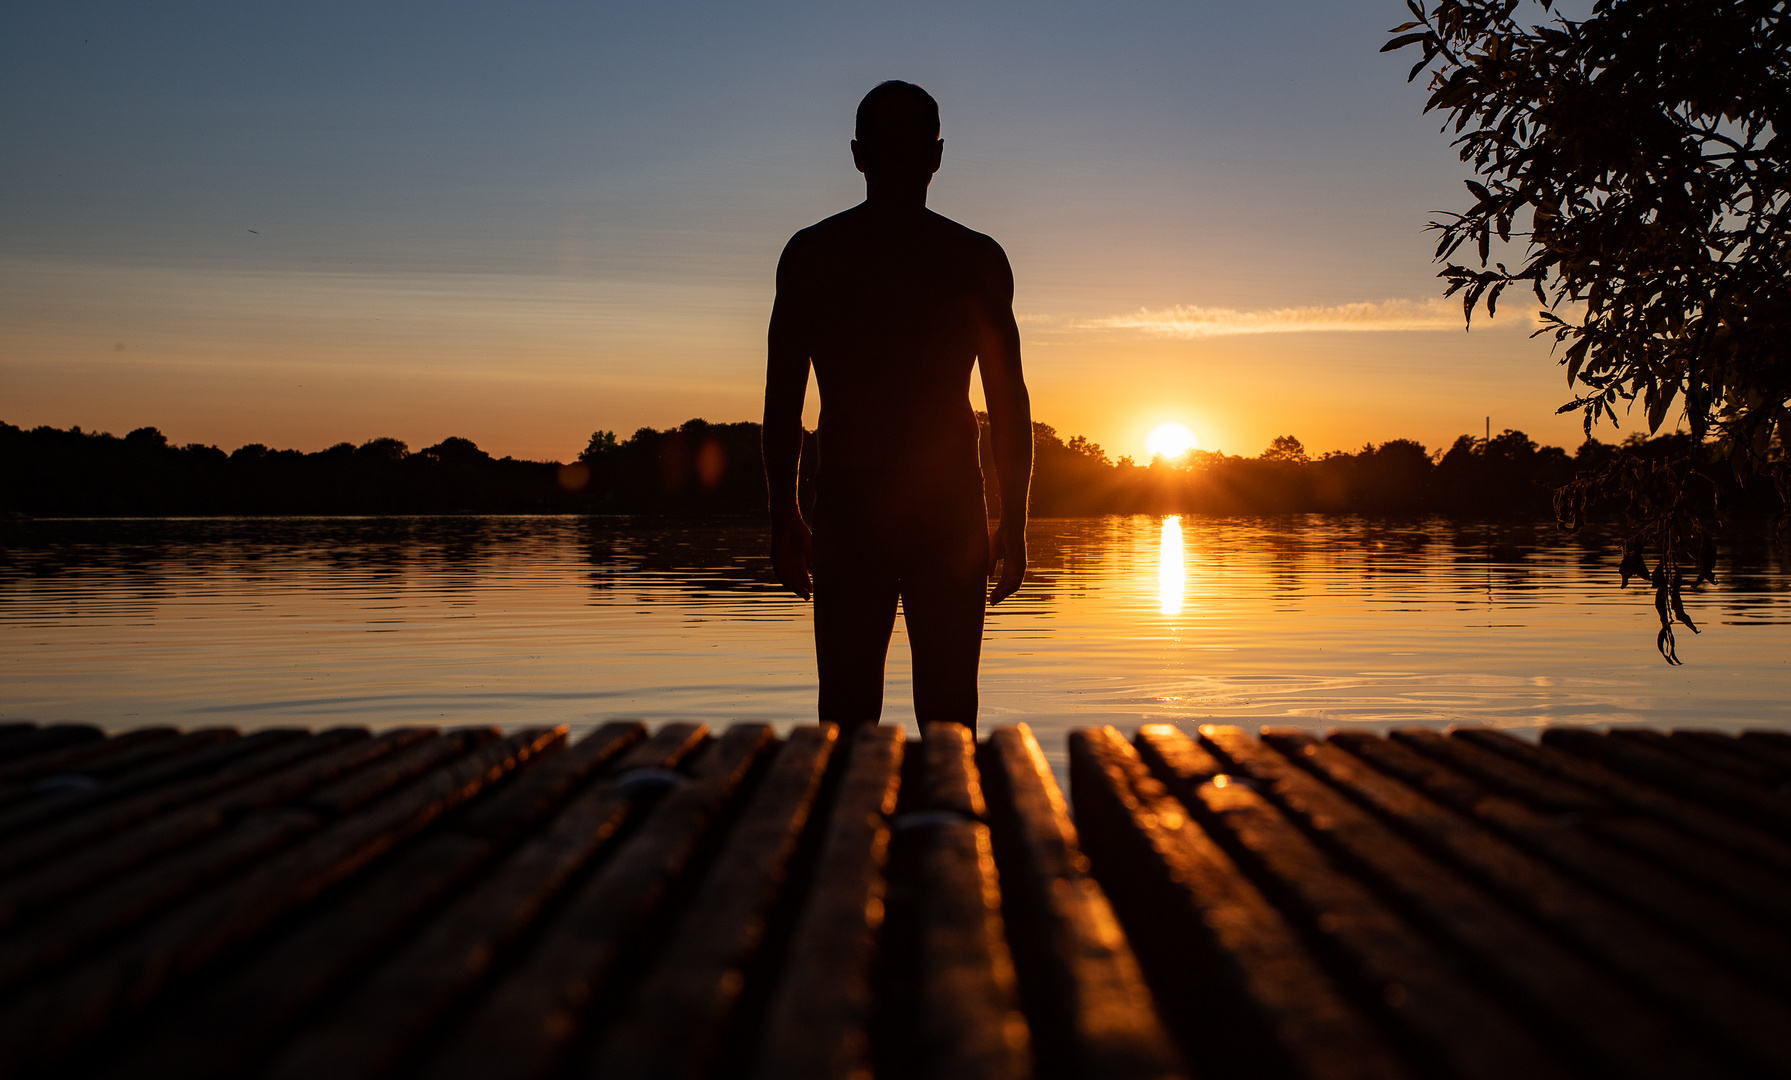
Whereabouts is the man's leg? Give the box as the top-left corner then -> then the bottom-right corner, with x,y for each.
812,530 -> 901,727
899,568 -> 986,732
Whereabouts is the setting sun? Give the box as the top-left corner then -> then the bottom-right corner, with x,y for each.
1146,422 -> 1198,460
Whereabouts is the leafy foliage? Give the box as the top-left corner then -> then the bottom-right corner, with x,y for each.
1387,0 -> 1791,660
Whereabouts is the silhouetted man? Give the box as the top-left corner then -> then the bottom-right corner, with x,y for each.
763,80 -> 1032,734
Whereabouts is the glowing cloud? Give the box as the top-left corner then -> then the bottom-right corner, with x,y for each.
1080,297 -> 1524,338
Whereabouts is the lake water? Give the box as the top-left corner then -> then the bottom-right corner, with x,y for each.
2,515 -> 1788,779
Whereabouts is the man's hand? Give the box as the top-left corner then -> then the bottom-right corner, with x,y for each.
989,518 -> 1026,604
772,510 -> 814,600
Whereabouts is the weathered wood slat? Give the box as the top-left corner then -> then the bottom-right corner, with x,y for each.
0,729 -> 388,919
1267,728 -> 1791,1075
421,724 -> 777,1080
0,725 -> 102,766
1400,728 -> 1791,928
1660,730 -> 1791,786
589,724 -> 838,1079
1389,728 -> 1608,814
1138,726 -> 1565,1080
1071,726 -> 1406,1080
0,729 -> 375,879
981,723 -> 1185,1080
906,814 -> 1033,1080
0,726 -> 177,789
0,728 -> 305,841
882,721 -> 1032,1080
1740,728 -> 1791,765
0,727 -> 563,1073
755,723 -> 904,1080
213,728 -> 430,814
921,718 -> 988,820
1543,728 -> 1791,839
116,722 -> 655,1080
1454,727 -> 1791,877
304,727 -> 499,817
1332,730 -> 1791,993
0,807 -> 320,993
1198,724 -> 1724,1080
253,723 -> 690,1080
27,726 -> 235,790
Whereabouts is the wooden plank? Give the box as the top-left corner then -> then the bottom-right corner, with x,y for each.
1137,726 -> 1564,1080
304,728 -> 499,816
1454,727 -> 1791,877
112,722 -> 657,1080
0,807 -> 320,993
1069,726 -> 1405,1080
920,720 -> 987,819
0,729 -> 403,915
1332,731 -> 1791,994
448,721 -> 652,844
0,733 -> 206,815
755,723 -> 904,1080
1266,727 -> 1791,1075
1388,728 -> 1607,814
0,727 -> 177,787
1655,729 -> 1791,785
981,723 -> 1185,1080
0,727 -> 563,1074
587,725 -> 838,1080
0,728 -> 307,841
0,727 -> 381,877
873,720 -> 1030,1080
419,724 -> 778,1080
1543,727 -> 1791,839
1402,728 -> 1791,928
0,725 -> 102,766
1742,729 -> 1791,753
1198,724 -> 1726,1080
904,817 -> 1034,1080
1674,729 -> 1791,781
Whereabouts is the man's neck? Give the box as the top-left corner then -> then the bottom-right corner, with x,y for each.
862,174 -> 930,210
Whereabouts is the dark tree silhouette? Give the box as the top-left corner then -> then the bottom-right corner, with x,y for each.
1387,0 -> 1791,660
7,416 -> 1751,523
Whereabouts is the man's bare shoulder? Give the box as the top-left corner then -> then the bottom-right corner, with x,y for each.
777,205 -> 865,281
923,210 -> 1006,259
922,211 -> 1012,295
784,204 -> 867,248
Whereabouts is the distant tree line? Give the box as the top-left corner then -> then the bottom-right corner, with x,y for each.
1008,420 -> 1774,520
2,416 -> 1772,521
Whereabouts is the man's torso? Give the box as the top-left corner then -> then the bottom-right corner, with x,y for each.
779,205 -> 1003,538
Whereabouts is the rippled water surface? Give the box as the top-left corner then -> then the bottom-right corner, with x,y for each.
3,515 -> 1788,774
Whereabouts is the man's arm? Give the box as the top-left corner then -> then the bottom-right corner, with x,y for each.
977,241 -> 1031,605
764,240 -> 813,600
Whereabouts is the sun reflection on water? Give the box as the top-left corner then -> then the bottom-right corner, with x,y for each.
1158,515 -> 1185,616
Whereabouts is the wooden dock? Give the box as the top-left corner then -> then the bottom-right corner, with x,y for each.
0,719 -> 1786,1078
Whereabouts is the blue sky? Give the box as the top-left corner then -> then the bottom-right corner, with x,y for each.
1,1 -> 1596,460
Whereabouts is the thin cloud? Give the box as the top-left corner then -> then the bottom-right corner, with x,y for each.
1078,297 -> 1527,337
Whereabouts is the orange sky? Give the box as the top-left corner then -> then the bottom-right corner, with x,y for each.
2,3 -> 1642,467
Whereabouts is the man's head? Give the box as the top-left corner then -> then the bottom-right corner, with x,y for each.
852,81 -> 942,183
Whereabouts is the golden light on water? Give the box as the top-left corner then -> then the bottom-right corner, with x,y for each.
1158,515 -> 1185,616
1145,422 -> 1198,460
